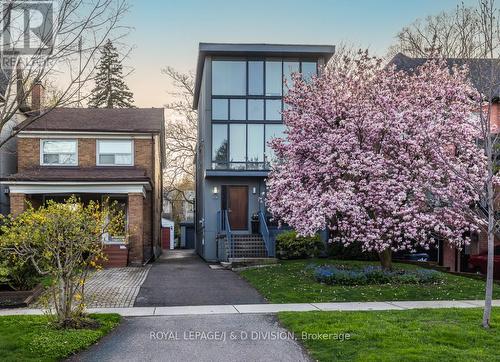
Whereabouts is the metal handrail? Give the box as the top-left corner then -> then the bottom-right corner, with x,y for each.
223,210 -> 234,258
258,211 -> 274,257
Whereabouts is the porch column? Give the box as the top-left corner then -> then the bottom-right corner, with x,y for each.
128,193 -> 144,265
10,193 -> 27,217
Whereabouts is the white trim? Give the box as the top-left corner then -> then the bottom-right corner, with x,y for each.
40,139 -> 79,166
19,131 -> 153,139
96,139 -> 134,166
5,183 -> 148,197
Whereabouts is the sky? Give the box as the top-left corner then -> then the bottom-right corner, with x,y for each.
123,0 -> 478,107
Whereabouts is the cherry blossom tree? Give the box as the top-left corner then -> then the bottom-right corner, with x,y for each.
266,52 -> 487,271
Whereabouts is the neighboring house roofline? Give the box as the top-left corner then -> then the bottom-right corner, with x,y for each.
193,42 -> 336,109
388,52 -> 500,101
15,107 -> 165,133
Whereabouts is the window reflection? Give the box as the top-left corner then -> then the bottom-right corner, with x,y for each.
248,124 -> 264,162
212,61 -> 246,95
212,99 -> 228,120
248,99 -> 264,120
265,99 -> 281,120
265,61 -> 282,96
229,124 -> 246,162
212,124 -> 228,168
248,61 -> 264,95
230,99 -> 246,120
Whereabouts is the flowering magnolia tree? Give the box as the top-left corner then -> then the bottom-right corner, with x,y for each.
266,52 -> 486,269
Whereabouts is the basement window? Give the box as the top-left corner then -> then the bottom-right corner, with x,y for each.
97,140 -> 133,166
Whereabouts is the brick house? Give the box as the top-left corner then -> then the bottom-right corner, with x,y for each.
390,53 -> 500,272
1,94 -> 165,267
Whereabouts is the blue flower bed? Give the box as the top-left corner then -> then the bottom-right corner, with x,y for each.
313,265 -> 442,285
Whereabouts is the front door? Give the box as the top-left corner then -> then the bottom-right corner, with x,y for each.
227,185 -> 248,230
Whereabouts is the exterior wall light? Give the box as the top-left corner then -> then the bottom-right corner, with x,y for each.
213,186 -> 218,195
252,187 -> 257,194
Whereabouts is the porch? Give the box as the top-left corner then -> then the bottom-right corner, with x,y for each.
4,180 -> 152,266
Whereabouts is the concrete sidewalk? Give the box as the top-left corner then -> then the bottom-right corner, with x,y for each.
2,299 -> 499,317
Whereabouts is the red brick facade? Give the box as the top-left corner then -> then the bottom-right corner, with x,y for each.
11,135 -> 163,266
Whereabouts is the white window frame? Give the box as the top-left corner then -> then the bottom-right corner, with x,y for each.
96,139 -> 134,166
40,139 -> 78,166
101,194 -> 128,245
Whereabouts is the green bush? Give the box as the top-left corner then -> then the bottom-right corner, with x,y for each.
0,254 -> 40,291
327,240 -> 379,261
276,230 -> 324,259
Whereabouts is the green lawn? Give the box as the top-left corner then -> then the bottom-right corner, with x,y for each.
279,308 -> 500,361
239,259 -> 500,303
0,314 -> 121,362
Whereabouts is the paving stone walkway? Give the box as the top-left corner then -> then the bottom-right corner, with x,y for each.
84,267 -> 151,308
32,266 -> 151,309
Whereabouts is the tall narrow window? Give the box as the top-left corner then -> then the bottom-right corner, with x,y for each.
265,124 -> 285,164
265,60 -> 282,96
41,140 -> 77,165
301,61 -> 317,82
97,140 -> 133,166
265,99 -> 282,120
212,61 -> 246,95
247,124 -> 264,168
212,124 -> 228,168
283,61 -> 300,94
248,61 -> 264,95
229,124 -> 246,169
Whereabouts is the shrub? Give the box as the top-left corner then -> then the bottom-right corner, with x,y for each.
327,240 -> 379,261
313,265 -> 442,286
276,230 -> 324,259
0,196 -> 126,326
0,256 -> 40,291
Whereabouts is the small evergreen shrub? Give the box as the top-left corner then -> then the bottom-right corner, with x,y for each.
313,265 -> 442,286
276,230 -> 324,259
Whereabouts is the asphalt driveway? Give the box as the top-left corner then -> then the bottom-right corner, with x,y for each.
68,314 -> 310,362
133,250 -> 266,307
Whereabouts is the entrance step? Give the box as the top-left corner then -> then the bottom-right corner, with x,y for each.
223,257 -> 278,269
219,234 -> 268,258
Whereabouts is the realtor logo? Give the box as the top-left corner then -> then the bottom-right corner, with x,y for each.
1,0 -> 54,55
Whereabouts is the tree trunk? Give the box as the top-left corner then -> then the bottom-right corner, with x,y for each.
483,167 -> 495,328
379,248 -> 392,271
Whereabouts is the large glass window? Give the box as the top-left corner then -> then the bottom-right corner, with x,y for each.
212,99 -> 228,120
212,124 -> 228,168
265,124 -> 286,164
230,99 -> 246,120
41,140 -> 77,165
283,61 -> 300,94
265,60 -> 282,96
229,124 -> 246,168
265,99 -> 282,120
248,99 -> 264,120
248,124 -> 264,164
301,61 -> 317,82
97,140 -> 133,165
248,61 -> 264,95
212,60 -> 246,95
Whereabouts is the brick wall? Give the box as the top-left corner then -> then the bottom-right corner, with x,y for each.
143,191 -> 152,261
17,138 -> 39,171
18,137 -> 154,174
10,193 -> 26,216
128,193 -> 144,265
